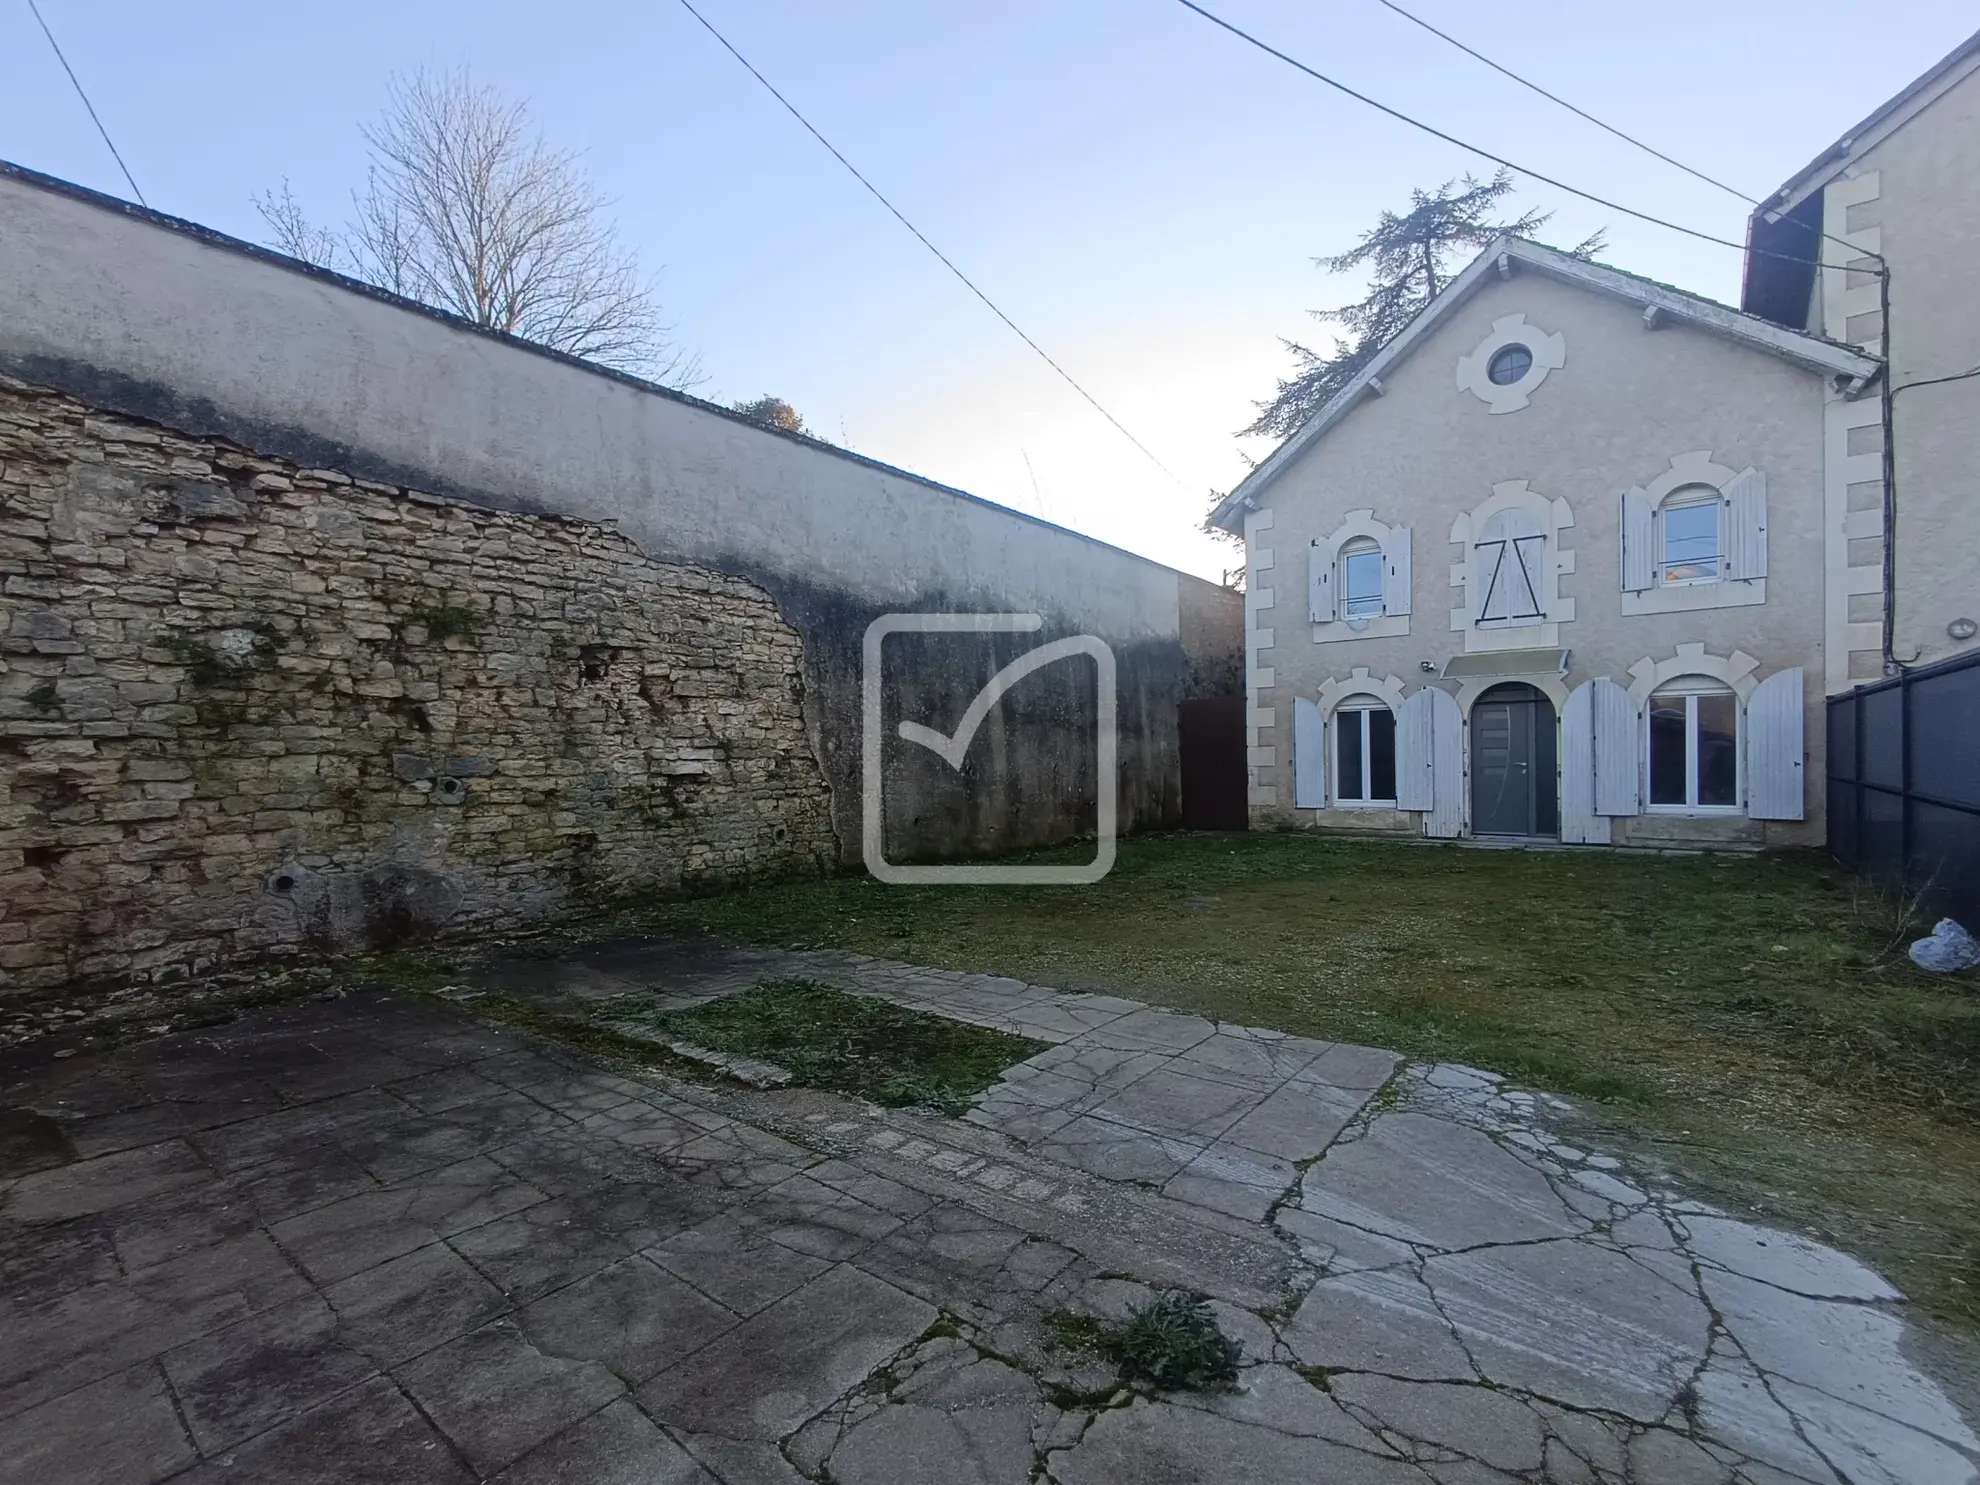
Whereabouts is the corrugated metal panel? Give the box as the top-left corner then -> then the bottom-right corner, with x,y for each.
1309,541 -> 1336,623
1621,489 -> 1655,592
1395,687 -> 1435,811
1559,681 -> 1610,844
1426,688 -> 1464,838
1593,678 -> 1640,816
1747,666 -> 1806,819
1724,466 -> 1769,581
1384,526 -> 1412,617
1293,696 -> 1326,808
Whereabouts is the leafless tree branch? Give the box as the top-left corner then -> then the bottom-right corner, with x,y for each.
254,69 -> 700,386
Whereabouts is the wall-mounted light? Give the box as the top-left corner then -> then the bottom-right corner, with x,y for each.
1949,617 -> 1978,642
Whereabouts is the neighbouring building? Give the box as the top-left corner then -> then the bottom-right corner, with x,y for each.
1742,25 -> 1980,679
0,163 -> 1240,991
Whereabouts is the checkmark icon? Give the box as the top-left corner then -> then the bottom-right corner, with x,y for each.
896,635 -> 1106,772
861,613 -> 1117,885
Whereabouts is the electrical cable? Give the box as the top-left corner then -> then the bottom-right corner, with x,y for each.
673,0 -> 1186,487
1369,0 -> 1759,206
24,0 -> 146,206
1172,0 -> 1800,264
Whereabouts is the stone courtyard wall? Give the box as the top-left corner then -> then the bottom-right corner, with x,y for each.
0,375 -> 837,993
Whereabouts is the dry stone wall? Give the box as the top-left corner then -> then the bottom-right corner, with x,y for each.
0,375 -> 837,993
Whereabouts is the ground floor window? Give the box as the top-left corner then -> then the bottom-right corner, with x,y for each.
1335,699 -> 1397,805
1648,678 -> 1738,810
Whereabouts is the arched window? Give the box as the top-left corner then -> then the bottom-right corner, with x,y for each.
1339,536 -> 1384,620
1335,696 -> 1397,805
1647,676 -> 1738,811
1659,484 -> 1722,585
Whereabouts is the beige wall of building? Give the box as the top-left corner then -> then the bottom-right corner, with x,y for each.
1809,57 -> 1980,672
1242,268 -> 1848,848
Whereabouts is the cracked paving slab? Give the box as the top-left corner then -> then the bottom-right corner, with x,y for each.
1,954 -> 1975,1484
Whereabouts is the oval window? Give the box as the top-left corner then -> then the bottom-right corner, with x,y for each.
1487,344 -> 1534,386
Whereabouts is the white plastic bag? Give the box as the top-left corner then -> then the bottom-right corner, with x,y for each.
1909,918 -> 1980,973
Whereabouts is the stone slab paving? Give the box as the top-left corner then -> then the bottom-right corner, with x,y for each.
0,945 -> 1975,1485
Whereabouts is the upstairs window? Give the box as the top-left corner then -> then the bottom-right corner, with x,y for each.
1661,489 -> 1721,585
1475,507 -> 1547,626
1335,698 -> 1398,805
1340,538 -> 1384,619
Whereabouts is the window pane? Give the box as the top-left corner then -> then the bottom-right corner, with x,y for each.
1337,711 -> 1365,800
1663,501 -> 1720,582
1649,697 -> 1688,805
1342,549 -> 1383,618
1368,708 -> 1397,801
1696,692 -> 1738,806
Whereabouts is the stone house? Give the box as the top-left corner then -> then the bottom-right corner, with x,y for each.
1208,239 -> 1877,848
1207,30 -> 1977,851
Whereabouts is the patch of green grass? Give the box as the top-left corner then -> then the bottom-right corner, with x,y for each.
1045,1292 -> 1243,1392
633,978 -> 1045,1113
623,833 -> 1980,1329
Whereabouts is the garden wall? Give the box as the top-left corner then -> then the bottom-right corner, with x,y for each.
0,376 -> 837,993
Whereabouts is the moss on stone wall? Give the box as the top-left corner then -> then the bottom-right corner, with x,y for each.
0,374 -> 838,993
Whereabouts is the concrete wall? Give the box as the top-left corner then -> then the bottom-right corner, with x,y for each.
0,164 -> 1241,865
1815,62 -> 1980,671
1244,269 -> 1835,848
0,376 -> 839,993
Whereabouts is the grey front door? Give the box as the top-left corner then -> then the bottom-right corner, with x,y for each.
1470,685 -> 1559,837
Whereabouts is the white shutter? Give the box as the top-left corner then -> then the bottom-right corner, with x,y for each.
1293,697 -> 1326,808
1384,527 -> 1412,617
1558,681 -> 1611,844
1309,540 -> 1336,623
1395,687 -> 1435,810
1592,678 -> 1640,816
1621,489 -> 1655,592
1424,688 -> 1464,838
1746,667 -> 1805,820
1724,467 -> 1768,581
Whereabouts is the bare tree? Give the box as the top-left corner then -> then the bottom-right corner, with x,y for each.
254,69 -> 698,385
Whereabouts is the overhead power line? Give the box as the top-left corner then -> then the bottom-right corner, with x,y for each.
1370,0 -> 1759,207
1171,0 -> 1773,262
673,0 -> 1185,486
24,0 -> 146,206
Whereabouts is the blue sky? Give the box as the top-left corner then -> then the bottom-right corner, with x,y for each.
3,1 -> 1968,577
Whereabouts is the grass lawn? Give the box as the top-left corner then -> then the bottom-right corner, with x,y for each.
619,979 -> 1045,1113
615,833 -> 1980,1330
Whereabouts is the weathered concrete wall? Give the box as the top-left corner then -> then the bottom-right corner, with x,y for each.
0,164 -> 1233,863
0,376 -> 837,993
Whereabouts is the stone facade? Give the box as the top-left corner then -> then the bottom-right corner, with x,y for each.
0,375 -> 837,993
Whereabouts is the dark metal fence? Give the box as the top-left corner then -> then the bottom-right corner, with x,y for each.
1827,647 -> 1980,927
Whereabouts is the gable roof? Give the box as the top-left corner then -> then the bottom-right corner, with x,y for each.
1209,235 -> 1881,532
1741,25 -> 1980,323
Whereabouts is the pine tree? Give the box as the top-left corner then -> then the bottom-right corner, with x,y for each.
1245,171 -> 1603,439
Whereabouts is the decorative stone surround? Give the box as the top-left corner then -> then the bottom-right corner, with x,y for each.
0,376 -> 836,992
1455,313 -> 1566,414
1449,480 -> 1575,652
1625,642 -> 1761,703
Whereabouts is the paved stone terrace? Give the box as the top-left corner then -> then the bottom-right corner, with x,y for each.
1,944 -> 1975,1484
